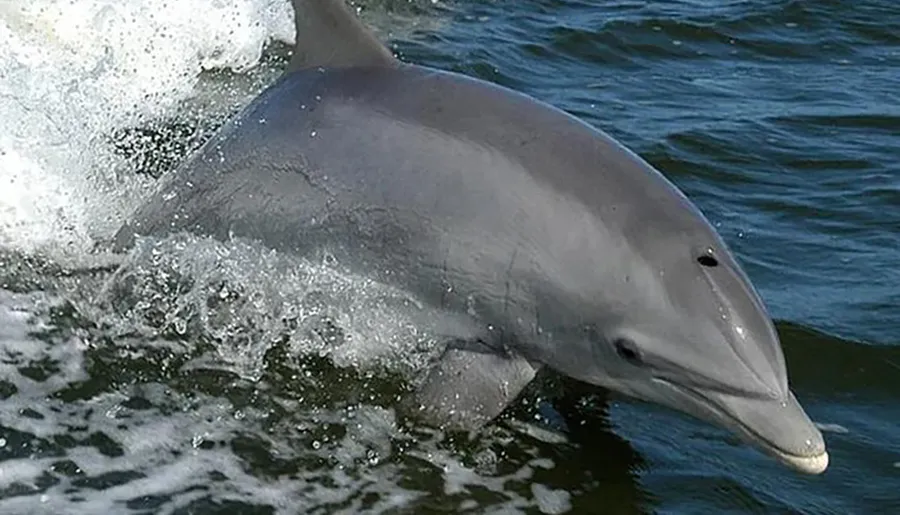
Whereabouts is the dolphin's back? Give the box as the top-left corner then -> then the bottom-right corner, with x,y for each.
124,65 -> 711,282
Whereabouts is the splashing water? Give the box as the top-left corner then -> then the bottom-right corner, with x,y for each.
0,0 -> 294,258
0,3 -> 573,512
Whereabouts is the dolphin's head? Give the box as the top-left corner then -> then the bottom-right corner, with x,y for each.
564,201 -> 828,474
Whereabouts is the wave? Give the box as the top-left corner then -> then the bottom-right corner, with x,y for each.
771,113 -> 900,133
777,321 -> 900,396
510,0 -> 899,67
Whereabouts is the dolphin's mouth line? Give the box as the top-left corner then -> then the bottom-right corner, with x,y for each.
651,378 -> 828,474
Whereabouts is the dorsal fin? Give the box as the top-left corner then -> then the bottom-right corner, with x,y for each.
288,0 -> 399,71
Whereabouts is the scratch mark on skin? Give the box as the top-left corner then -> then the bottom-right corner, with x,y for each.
441,251 -> 450,310
504,247 -> 518,320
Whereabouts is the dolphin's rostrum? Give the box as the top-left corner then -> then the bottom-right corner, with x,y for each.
116,0 -> 828,474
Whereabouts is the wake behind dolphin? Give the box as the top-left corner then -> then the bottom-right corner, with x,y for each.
115,0 -> 828,474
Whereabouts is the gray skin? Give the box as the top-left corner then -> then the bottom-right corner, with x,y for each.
115,0 -> 828,474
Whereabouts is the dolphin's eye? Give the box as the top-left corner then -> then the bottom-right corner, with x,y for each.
697,255 -> 719,267
614,338 -> 643,365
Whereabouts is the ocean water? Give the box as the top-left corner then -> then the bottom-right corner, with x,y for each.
0,0 -> 898,513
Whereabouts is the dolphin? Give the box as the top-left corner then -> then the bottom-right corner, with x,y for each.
115,0 -> 828,474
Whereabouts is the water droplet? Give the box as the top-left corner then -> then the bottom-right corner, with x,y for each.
312,440 -> 321,450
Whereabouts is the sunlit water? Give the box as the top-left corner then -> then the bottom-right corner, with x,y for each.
1,0 -> 898,513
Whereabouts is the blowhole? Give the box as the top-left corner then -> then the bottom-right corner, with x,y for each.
697,255 -> 719,267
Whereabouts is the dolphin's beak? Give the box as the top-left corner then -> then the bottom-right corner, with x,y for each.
656,380 -> 828,474
713,390 -> 828,474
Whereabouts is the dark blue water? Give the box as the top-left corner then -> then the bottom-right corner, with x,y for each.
1,0 -> 897,513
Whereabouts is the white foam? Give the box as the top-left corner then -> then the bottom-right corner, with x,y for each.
0,0 -> 295,259
0,287 -> 434,514
531,483 -> 572,515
